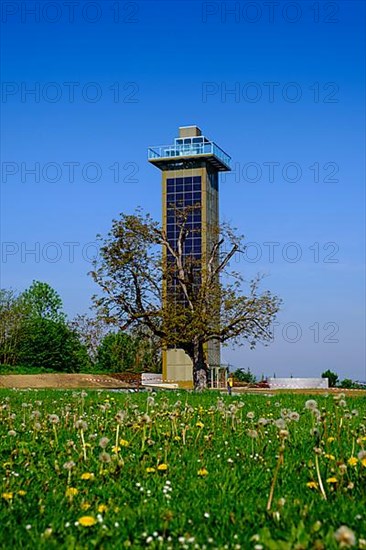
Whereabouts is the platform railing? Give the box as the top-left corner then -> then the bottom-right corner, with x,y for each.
148,142 -> 231,169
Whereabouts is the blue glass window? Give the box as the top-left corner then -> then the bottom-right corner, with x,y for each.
193,241 -> 201,253
167,179 -> 175,192
184,242 -> 193,254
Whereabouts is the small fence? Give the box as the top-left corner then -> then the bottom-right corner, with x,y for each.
109,373 -> 142,389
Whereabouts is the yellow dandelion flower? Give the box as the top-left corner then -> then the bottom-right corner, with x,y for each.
78,516 -> 97,527
327,437 -> 335,443
146,467 -> 156,473
98,504 -> 108,513
157,463 -> 168,471
324,454 -> 335,460
196,421 -> 204,428
197,468 -> 209,476
81,502 -> 91,510
17,490 -> 26,496
81,473 -> 94,480
2,492 -> 13,500
347,457 -> 358,467
326,477 -> 338,484
306,481 -> 319,489
120,439 -> 129,447
362,458 -> 366,468
65,487 -> 78,498
112,446 -> 121,453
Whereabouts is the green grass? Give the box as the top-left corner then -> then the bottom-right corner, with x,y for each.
0,390 -> 365,549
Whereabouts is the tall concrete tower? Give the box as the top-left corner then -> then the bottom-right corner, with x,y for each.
148,126 -> 231,387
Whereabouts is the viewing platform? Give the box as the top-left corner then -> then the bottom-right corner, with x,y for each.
148,135 -> 231,172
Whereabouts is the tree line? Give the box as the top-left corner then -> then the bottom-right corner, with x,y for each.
0,281 -> 161,374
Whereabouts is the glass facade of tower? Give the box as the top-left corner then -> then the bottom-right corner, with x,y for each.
166,176 -> 202,259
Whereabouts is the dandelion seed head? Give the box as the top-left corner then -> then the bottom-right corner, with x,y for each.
305,400 -> 318,411
99,437 -> 110,449
63,461 -> 75,471
48,414 -> 60,424
275,419 -> 286,430
99,451 -> 111,464
334,525 -> 356,547
115,411 -> 126,423
75,420 -> 88,430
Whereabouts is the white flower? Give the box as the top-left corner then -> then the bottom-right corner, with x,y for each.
305,400 -> 318,411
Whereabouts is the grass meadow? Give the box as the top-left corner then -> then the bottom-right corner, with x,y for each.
0,389 -> 365,549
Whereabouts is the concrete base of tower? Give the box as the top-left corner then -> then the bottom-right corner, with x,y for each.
163,348 -> 193,388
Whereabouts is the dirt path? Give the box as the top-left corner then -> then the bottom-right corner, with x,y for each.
0,374 -> 133,389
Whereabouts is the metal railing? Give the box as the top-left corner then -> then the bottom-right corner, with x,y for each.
148,141 -> 231,169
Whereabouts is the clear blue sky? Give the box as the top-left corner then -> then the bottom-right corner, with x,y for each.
1,0 -> 365,380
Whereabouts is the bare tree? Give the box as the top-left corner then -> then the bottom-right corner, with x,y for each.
69,313 -> 108,363
90,208 -> 281,390
0,289 -> 25,365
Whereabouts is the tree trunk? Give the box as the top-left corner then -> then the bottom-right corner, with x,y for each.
188,341 -> 208,391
